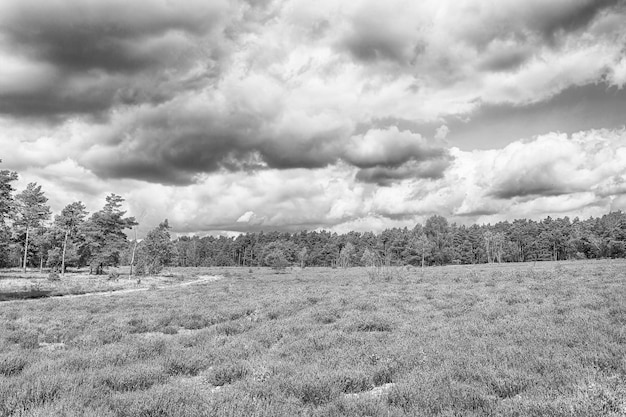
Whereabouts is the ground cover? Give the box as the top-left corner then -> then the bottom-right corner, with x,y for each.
0,267 -> 204,300
0,261 -> 625,416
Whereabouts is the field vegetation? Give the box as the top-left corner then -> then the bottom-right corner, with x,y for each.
1,260 -> 625,416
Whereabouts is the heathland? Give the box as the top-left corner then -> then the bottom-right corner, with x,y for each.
1,260 -> 625,416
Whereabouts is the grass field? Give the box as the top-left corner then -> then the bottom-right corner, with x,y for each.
0,260 -> 625,416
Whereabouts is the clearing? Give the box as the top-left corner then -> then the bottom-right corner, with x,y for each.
0,261 -> 625,416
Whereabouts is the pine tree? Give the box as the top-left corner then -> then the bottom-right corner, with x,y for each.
15,183 -> 51,272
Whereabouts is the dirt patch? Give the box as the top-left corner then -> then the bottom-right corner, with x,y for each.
0,275 -> 224,303
173,375 -> 224,394
39,342 -> 66,352
344,383 -> 396,399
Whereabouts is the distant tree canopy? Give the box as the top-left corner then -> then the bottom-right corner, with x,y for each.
1,160 -> 626,271
171,212 -> 626,268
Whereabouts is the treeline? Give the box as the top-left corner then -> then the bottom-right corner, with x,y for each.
2,161 -> 626,273
175,212 -> 626,268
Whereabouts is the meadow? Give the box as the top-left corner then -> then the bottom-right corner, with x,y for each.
0,260 -> 625,416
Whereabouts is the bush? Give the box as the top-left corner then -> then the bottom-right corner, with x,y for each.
47,271 -> 60,281
0,353 -> 28,376
164,353 -> 208,376
98,364 -> 167,392
264,249 -> 289,270
8,330 -> 39,349
205,362 -> 249,386
282,374 -> 338,406
107,269 -> 120,281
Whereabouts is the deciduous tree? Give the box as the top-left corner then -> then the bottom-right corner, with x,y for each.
136,219 -> 176,275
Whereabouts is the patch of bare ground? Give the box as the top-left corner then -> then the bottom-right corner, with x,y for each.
344,382 -> 396,399
38,342 -> 66,352
0,274 -> 223,302
172,374 -> 225,395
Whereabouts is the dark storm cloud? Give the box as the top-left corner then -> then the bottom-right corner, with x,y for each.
338,4 -> 424,66
447,82 -> 626,150
0,87 -> 118,120
342,31 -> 423,65
531,0 -> 623,42
355,159 -> 451,186
1,1 -> 220,72
488,167 -> 583,199
489,182 -> 575,200
458,0 -> 624,60
80,100 -> 352,184
478,47 -> 531,72
82,103 -> 267,185
0,0 -> 229,118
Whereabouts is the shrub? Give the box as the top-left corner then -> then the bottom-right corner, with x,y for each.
215,322 -> 243,336
332,372 -> 372,394
47,271 -> 60,282
205,362 -> 249,386
164,353 -> 208,376
161,326 -> 178,335
0,353 -> 28,376
264,249 -> 289,270
99,364 -> 166,392
8,329 -> 39,349
282,374 -> 338,406
107,269 -> 120,281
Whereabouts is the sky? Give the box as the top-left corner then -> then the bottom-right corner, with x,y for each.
1,0 -> 626,237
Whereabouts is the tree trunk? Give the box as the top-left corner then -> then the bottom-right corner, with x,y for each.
61,228 -> 69,277
22,226 -> 29,273
39,254 -> 43,273
129,240 -> 138,279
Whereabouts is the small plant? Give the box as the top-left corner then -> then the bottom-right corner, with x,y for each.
0,353 -> 28,376
99,364 -> 166,392
164,354 -> 207,376
205,362 -> 249,386
47,270 -> 60,281
107,268 -> 120,281
283,374 -> 338,406
161,326 -> 178,335
8,329 -> 39,349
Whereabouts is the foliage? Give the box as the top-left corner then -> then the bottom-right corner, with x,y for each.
0,159 -> 18,224
54,201 -> 88,274
135,219 -> 176,275
264,247 -> 289,270
169,212 -> 626,267
14,183 -> 51,271
80,194 -> 136,274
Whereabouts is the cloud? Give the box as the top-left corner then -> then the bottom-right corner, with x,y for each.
338,1 -> 425,66
434,125 -> 450,140
486,130 -> 626,199
2,1 -> 626,235
343,127 -> 448,168
0,0 -> 232,118
355,159 -> 451,186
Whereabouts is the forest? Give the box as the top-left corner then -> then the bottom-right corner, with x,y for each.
2,161 -> 626,273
